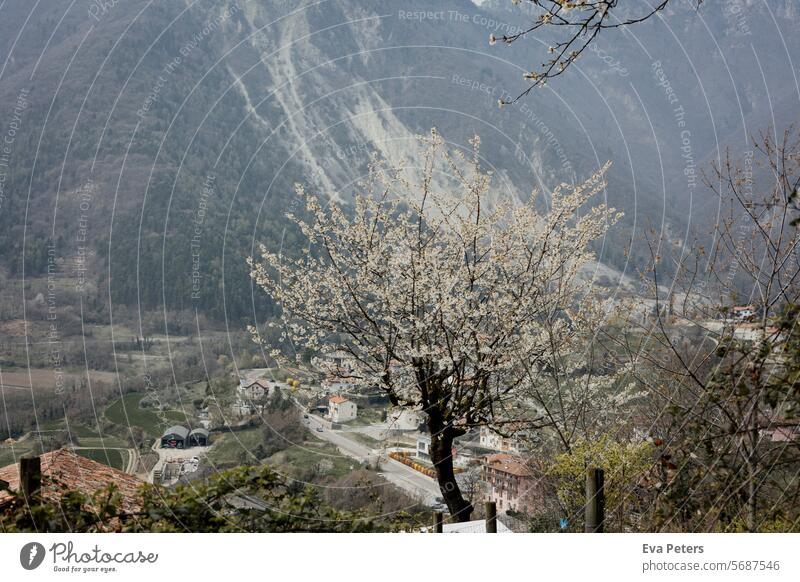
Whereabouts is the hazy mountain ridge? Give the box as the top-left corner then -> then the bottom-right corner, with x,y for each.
0,0 -> 797,323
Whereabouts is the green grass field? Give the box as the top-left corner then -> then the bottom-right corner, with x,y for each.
0,442 -> 37,468
343,406 -> 384,426
74,448 -> 128,471
267,441 -> 355,479
76,435 -> 129,448
68,423 -> 102,438
204,427 -> 262,465
344,431 -> 381,447
163,409 -> 191,423
104,393 -> 164,436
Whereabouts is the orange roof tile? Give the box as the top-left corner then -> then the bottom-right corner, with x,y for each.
0,449 -> 143,512
329,395 -> 348,404
484,453 -> 533,478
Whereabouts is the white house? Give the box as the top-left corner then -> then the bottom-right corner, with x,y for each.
321,375 -> 356,394
233,378 -> 285,416
238,378 -> 279,400
417,433 -> 461,464
322,349 -> 357,374
479,426 -> 529,454
732,305 -> 756,320
416,434 -> 432,462
328,395 -> 357,423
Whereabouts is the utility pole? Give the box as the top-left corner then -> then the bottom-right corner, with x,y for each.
585,467 -> 605,533
20,456 -> 42,501
485,501 -> 497,533
433,511 -> 443,533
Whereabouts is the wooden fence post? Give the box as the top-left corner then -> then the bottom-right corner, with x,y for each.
585,467 -> 605,533
433,511 -> 443,533
485,501 -> 497,533
20,456 -> 41,500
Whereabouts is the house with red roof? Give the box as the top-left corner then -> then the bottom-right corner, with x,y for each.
0,449 -> 143,514
328,395 -> 357,423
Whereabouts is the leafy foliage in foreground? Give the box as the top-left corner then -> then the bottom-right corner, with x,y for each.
1,465 -> 416,533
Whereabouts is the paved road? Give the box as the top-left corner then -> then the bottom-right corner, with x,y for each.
379,458 -> 441,505
236,369 -> 441,504
305,414 -> 373,460
304,414 -> 440,505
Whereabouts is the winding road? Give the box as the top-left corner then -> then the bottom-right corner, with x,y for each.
304,413 -> 440,505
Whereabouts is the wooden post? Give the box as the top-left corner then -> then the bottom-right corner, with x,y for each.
585,467 -> 605,533
433,511 -> 443,533
485,501 -> 497,533
20,457 -> 41,500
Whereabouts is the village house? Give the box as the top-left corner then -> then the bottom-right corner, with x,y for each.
732,305 -> 756,320
416,433 -> 432,462
238,378 -> 278,400
481,453 -> 537,514
328,395 -> 357,423
321,375 -> 356,394
322,349 -> 357,372
479,426 -> 530,454
416,433 -> 463,466
233,378 -> 284,416
0,449 -> 143,514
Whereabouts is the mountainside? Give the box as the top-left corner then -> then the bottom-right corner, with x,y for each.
0,0 -> 798,325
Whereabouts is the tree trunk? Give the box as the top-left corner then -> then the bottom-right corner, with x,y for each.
746,400 -> 759,532
429,426 -> 473,522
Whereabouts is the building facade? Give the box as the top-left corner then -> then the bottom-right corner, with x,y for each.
328,395 -> 357,423
416,434 -> 431,462
479,426 -> 529,454
481,453 -> 536,513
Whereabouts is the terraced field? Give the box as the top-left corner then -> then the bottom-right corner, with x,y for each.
268,441 -> 355,479
74,448 -> 128,471
204,427 -> 262,465
0,441 -> 37,468
104,393 -> 164,436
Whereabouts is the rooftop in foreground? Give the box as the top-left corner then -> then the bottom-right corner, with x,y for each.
0,448 -> 143,512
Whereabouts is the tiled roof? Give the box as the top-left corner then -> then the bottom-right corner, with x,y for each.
243,378 -> 272,389
0,449 -> 143,512
329,395 -> 348,404
484,453 -> 533,478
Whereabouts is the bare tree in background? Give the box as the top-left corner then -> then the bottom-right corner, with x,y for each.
621,127 -> 800,531
494,0 -> 703,103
